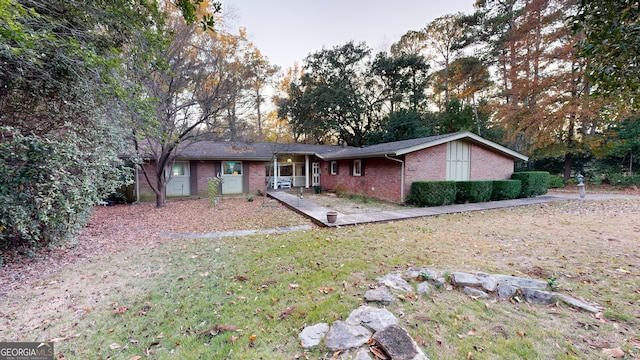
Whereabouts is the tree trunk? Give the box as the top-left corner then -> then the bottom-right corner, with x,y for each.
563,152 -> 572,181
156,169 -> 167,207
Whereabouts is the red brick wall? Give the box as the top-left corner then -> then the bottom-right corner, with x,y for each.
247,161 -> 267,193
470,144 -> 514,180
404,143 -> 447,185
320,158 -> 403,203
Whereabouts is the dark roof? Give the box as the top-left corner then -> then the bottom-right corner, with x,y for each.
171,132 -> 528,162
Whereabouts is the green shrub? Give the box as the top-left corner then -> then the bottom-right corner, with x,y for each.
548,175 -> 565,188
407,181 -> 456,207
608,173 -> 640,187
455,181 -> 493,203
491,180 -> 522,200
511,171 -> 550,198
314,185 -> 322,194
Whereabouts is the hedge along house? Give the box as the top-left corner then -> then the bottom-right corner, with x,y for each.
135,132 -> 528,203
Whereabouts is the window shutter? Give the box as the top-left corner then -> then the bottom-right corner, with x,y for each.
335,161 -> 339,175
360,160 -> 365,176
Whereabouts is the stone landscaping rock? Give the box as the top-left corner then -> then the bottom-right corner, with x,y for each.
324,321 -> 372,351
496,282 -> 518,300
451,272 -> 482,287
299,323 -> 329,348
365,285 -> 395,303
462,286 -> 489,299
522,287 -> 555,305
372,324 -> 429,360
494,275 -> 548,290
346,305 -> 398,332
376,273 -> 414,292
417,281 -> 431,295
476,272 -> 499,292
406,267 -> 439,280
554,293 -> 603,314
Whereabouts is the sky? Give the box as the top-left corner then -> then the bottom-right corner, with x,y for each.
220,0 -> 476,71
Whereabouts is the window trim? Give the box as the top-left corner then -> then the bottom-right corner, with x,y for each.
352,159 -> 362,177
330,161 -> 338,175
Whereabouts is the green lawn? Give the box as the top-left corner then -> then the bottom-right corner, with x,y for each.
9,199 -> 640,359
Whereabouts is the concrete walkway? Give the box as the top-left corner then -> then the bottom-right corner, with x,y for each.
267,191 -> 636,227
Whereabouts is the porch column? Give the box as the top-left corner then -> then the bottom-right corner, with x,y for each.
273,157 -> 278,189
305,155 -> 310,188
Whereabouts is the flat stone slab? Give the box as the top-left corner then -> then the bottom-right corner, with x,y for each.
497,282 -> 518,300
554,293 -> 603,314
494,275 -> 548,290
476,272 -> 499,292
463,286 -> 489,299
376,273 -> 414,292
522,288 -> 555,305
299,323 -> 329,348
346,305 -> 398,332
451,272 -> 482,287
365,286 -> 395,303
324,320 -> 372,351
372,324 -> 429,360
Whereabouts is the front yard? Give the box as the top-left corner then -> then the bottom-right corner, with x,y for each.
1,195 -> 639,359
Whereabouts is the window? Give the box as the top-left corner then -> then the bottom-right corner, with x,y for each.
353,159 -> 362,176
295,164 -> 305,176
223,161 -> 242,175
168,162 -> 189,177
330,161 -> 338,175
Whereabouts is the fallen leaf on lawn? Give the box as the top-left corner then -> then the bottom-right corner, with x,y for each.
279,306 -> 297,320
199,272 -> 209,277
602,347 -> 624,358
156,333 -> 164,338
615,268 -> 630,274
467,351 -> 473,359
516,330 -> 526,338
130,339 -> 139,344
289,283 -> 300,289
109,343 -> 121,350
113,306 -> 127,314
468,328 -> 477,336
473,345 -> 484,352
233,275 -> 249,281
230,335 -> 238,345
332,350 -> 344,359
249,334 -> 257,342
198,324 -> 238,336
630,338 -> 640,349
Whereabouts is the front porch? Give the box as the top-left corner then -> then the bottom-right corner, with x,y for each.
266,154 -> 321,189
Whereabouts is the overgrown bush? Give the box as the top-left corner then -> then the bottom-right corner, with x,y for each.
548,175 -> 565,188
491,180 -> 522,200
511,171 -> 550,198
1,126 -> 132,253
407,181 -> 456,207
455,181 -> 493,203
608,173 -> 640,187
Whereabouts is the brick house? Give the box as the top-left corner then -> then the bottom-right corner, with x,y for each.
135,132 -> 528,203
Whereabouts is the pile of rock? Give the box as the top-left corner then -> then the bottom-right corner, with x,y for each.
299,267 -> 603,359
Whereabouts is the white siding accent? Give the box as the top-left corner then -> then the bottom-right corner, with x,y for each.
446,141 -> 470,181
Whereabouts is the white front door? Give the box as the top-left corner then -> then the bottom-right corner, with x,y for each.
312,162 -> 320,186
221,161 -> 243,194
